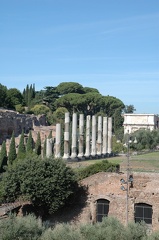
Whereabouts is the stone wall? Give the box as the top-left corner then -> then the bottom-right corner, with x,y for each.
46,171 -> 159,231
0,109 -> 56,151
77,172 -> 159,231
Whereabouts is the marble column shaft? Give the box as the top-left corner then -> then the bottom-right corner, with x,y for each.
91,115 -> 97,157
102,117 -> 108,155
78,114 -> 84,158
71,113 -> 77,159
46,138 -> 53,158
85,115 -> 91,158
55,123 -> 61,158
63,112 -> 70,159
107,117 -> 112,154
97,116 -> 102,156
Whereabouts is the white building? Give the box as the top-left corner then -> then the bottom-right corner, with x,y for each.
123,114 -> 159,134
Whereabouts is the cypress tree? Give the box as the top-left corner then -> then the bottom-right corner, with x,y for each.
17,130 -> 26,159
0,141 -> 7,173
25,84 -> 29,106
43,138 -> 46,158
26,130 -> 33,154
48,130 -> 52,139
8,131 -> 17,164
35,132 -> 41,155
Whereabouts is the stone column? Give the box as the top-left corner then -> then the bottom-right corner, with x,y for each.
107,117 -> 112,155
91,115 -> 97,157
63,112 -> 70,159
71,113 -> 77,159
97,116 -> 102,157
55,123 -> 61,158
78,114 -> 84,159
85,115 -> 91,158
102,117 -> 108,156
46,138 -> 53,158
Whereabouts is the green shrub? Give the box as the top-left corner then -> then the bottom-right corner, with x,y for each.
1,156 -> 78,214
0,215 -> 159,240
0,214 -> 45,240
76,160 -> 119,180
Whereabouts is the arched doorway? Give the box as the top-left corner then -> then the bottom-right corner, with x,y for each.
134,203 -> 152,224
96,199 -> 110,222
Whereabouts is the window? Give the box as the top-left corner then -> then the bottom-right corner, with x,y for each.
96,199 -> 110,222
134,203 -> 152,224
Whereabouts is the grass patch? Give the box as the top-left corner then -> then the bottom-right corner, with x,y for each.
68,151 -> 159,173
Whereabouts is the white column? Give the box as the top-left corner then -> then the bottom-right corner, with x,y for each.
107,117 -> 112,154
85,115 -> 91,158
71,113 -> 77,159
55,123 -> 61,158
97,116 -> 102,156
91,115 -> 97,157
63,112 -> 70,159
46,138 -> 53,158
78,114 -> 84,159
102,117 -> 108,156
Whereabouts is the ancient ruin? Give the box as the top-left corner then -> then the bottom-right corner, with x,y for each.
46,112 -> 113,160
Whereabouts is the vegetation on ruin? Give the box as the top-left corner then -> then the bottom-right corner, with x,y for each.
8,131 -> 17,165
0,214 -> 159,240
76,160 -> 119,180
0,82 -> 131,136
34,132 -> 42,156
0,156 -> 78,214
26,130 -> 33,154
17,130 -> 26,160
0,141 -> 7,173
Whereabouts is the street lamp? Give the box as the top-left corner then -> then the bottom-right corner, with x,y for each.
120,131 -> 137,225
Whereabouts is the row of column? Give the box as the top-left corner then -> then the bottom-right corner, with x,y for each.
46,112 -> 112,160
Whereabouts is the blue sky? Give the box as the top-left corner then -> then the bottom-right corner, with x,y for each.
0,0 -> 159,114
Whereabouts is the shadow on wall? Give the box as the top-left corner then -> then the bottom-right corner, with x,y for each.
42,185 -> 88,225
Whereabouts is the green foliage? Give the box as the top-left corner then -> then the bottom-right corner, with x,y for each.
8,131 -> 17,164
50,107 -> 68,124
123,104 -> 136,113
0,83 -> 8,108
131,129 -> 159,151
56,82 -> 85,95
35,132 -> 41,155
26,131 -> 33,154
1,156 -> 78,213
31,104 -> 50,115
0,141 -> 7,173
83,87 -> 99,94
48,130 -> 52,139
17,130 -> 26,159
101,96 -> 125,117
0,214 -> 159,240
112,135 -> 125,154
113,108 -> 124,133
23,83 -> 36,108
15,104 -> 25,113
43,138 -> 47,158
6,88 -> 24,109
0,214 -> 45,240
43,86 -> 59,111
77,160 -> 119,180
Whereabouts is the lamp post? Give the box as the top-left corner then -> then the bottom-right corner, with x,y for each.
126,132 -> 130,225
120,131 -> 137,225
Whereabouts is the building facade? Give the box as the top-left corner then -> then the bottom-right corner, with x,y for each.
123,114 -> 159,134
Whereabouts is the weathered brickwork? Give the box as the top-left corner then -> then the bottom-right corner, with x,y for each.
76,172 -> 159,231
